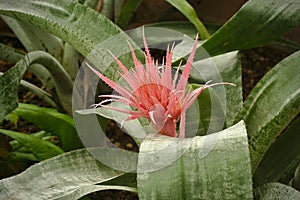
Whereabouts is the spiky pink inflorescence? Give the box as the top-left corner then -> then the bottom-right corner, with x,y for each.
87,34 -> 234,138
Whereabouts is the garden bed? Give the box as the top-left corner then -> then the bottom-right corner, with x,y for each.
0,34 -> 293,199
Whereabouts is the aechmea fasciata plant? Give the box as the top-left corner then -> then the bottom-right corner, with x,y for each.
87,32 -> 235,138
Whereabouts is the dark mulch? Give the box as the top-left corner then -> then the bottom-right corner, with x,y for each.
240,46 -> 292,99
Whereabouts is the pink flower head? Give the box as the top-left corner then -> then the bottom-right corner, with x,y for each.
87,33 -> 234,138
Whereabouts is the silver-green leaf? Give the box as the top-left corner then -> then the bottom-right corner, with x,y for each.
137,121 -> 252,200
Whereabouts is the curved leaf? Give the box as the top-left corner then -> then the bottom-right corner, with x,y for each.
0,0 -> 137,68
292,164 -> 300,190
254,118 -> 300,185
0,43 -> 54,92
0,43 -> 24,63
254,182 -> 300,200
145,21 -> 220,38
165,0 -> 210,39
0,72 -> 56,107
186,85 -> 225,136
137,121 -> 252,199
0,51 -> 73,117
0,56 -> 26,120
0,129 -> 63,161
190,51 -> 242,127
1,15 -> 63,62
75,104 -> 148,146
201,0 -> 300,56
57,185 -> 136,200
0,148 -> 136,199
13,103 -> 82,151
237,51 -> 300,172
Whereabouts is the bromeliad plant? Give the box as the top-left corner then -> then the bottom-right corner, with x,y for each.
86,33 -> 234,138
0,0 -> 299,199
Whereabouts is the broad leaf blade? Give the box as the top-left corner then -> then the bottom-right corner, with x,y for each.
186,86 -> 225,136
254,118 -> 300,185
237,51 -> 300,172
1,15 -> 63,62
0,129 -> 63,161
0,0 -> 138,68
192,51 -> 242,127
13,103 -> 82,151
0,148 -> 136,199
201,0 -> 300,56
137,121 -> 252,199
254,182 -> 300,200
0,58 -> 26,120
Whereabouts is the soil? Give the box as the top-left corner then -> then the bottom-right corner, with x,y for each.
239,46 -> 292,100
0,28 -> 295,200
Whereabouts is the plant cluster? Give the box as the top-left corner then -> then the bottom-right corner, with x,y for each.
0,0 -> 299,199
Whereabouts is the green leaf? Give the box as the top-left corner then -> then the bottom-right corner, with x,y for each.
9,130 -> 51,151
0,43 -> 24,63
0,148 -> 137,199
9,151 -> 38,162
165,0 -> 210,39
114,0 -> 126,21
254,118 -> 300,185
99,0 -> 114,20
254,182 -> 300,200
0,72 -> 57,107
1,15 -> 64,62
57,185 -> 136,200
0,43 -> 54,92
0,51 -> 73,118
82,0 -> 99,9
0,0 -> 137,69
176,46 -> 242,131
186,85 -> 225,136
171,38 -> 243,127
201,0 -> 300,56
145,21 -> 221,38
0,129 -> 63,161
0,57 -> 27,121
291,164 -> 300,190
137,121 -> 252,199
75,104 -> 148,146
3,113 -> 19,127
62,43 -> 79,80
116,0 -> 142,29
190,51 -> 243,127
19,78 -> 57,108
237,51 -> 300,172
13,103 -> 82,151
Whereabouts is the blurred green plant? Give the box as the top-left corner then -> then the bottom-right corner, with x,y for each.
0,0 -> 299,199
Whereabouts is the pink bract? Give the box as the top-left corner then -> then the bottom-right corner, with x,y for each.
87,33 -> 233,138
